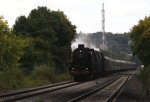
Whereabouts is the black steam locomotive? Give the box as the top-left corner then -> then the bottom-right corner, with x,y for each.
70,44 -> 137,81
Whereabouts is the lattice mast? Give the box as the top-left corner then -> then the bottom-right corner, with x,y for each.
101,3 -> 108,50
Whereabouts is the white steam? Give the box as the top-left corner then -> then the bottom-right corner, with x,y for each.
71,33 -> 100,51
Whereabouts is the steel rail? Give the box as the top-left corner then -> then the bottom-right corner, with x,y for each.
106,75 -> 130,102
0,81 -> 84,102
67,76 -> 121,102
0,80 -> 73,98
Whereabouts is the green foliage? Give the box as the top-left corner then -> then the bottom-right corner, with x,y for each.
77,32 -> 131,55
107,33 -> 131,54
0,68 -> 23,90
0,33 -> 28,90
13,16 -> 29,36
140,65 -> 150,88
101,50 -> 129,61
54,72 -> 72,83
30,64 -> 55,82
0,16 -> 10,34
0,34 -> 28,70
13,6 -> 76,74
75,32 -> 132,60
0,8 -> 75,90
108,40 -> 121,53
23,65 -> 71,87
20,37 -> 54,74
130,16 -> 150,66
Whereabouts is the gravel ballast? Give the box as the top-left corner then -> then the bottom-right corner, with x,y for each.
116,74 -> 150,102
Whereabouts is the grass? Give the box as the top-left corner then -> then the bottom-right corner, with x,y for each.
140,65 -> 150,90
0,65 -> 72,91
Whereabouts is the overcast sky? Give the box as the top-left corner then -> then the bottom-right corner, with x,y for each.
0,0 -> 150,33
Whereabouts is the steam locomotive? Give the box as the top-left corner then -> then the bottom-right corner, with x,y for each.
70,44 -> 137,81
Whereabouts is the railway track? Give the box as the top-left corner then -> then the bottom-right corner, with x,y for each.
0,73 -> 132,102
68,75 -> 130,102
0,80 -> 81,102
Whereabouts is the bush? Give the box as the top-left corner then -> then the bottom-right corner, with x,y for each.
0,68 -> 24,90
0,34 -> 28,70
140,65 -> 150,88
0,34 -> 28,90
29,64 -> 56,83
30,64 -> 71,82
54,73 -> 72,83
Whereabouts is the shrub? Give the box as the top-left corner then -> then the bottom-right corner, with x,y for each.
30,64 -> 56,82
140,65 -> 150,88
0,68 -> 24,90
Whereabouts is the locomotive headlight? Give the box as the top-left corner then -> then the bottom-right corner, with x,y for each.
85,68 -> 88,70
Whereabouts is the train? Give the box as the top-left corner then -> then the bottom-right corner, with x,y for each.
70,44 -> 137,81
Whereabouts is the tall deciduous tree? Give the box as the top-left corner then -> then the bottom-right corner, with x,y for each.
13,7 -> 76,73
130,16 -> 150,66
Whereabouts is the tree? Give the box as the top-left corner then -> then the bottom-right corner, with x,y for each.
49,11 -> 76,72
13,7 -> 76,73
130,16 -> 150,66
0,16 -> 27,70
13,16 -> 29,36
0,16 -> 9,34
0,34 -> 28,70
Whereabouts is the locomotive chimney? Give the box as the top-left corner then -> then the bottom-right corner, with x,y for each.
78,44 -> 84,49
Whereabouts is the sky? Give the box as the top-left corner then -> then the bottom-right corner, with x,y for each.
0,0 -> 150,33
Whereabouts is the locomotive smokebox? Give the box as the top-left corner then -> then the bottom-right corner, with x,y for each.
78,44 -> 84,49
